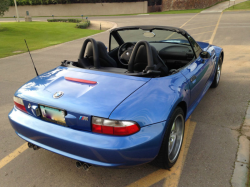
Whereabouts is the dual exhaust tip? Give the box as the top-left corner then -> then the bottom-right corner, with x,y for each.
28,142 -> 40,150
28,142 -> 91,171
76,161 -> 92,171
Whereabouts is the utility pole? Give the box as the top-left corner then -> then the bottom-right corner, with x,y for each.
13,0 -> 20,22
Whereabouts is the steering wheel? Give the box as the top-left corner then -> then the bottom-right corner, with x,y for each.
118,42 -> 135,66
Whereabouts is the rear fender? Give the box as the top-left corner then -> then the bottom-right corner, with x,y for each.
109,71 -> 190,128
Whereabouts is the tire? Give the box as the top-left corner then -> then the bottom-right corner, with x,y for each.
155,107 -> 185,169
211,56 -> 223,88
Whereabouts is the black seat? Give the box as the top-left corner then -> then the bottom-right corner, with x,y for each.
85,41 -> 117,67
133,45 -> 148,72
133,45 -> 168,76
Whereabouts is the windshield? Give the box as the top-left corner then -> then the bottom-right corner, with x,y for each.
117,29 -> 189,45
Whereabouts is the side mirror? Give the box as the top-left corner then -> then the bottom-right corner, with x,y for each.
200,51 -> 210,59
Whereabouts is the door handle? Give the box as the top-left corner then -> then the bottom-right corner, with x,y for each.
190,75 -> 196,82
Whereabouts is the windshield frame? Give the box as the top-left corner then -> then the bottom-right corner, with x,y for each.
109,26 -> 203,60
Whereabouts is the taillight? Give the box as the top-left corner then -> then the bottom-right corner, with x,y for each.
92,117 -> 140,136
14,96 -> 27,113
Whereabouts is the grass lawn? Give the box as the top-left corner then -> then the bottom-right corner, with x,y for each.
0,22 -> 102,58
225,0 -> 250,11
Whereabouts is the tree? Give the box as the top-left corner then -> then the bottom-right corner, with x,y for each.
0,0 -> 10,17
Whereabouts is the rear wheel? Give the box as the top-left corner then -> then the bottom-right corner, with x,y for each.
211,56 -> 222,88
155,107 -> 185,169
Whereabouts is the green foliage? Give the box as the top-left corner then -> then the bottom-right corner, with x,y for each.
76,20 -> 90,29
68,18 -> 82,23
10,0 -> 146,6
47,18 -> 82,22
0,0 -> 10,16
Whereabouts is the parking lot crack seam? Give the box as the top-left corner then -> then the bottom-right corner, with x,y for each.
231,103 -> 250,187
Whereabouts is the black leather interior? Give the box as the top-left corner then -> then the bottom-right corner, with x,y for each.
133,45 -> 168,76
134,45 -> 148,72
151,46 -> 169,76
85,41 -> 117,67
158,45 -> 194,70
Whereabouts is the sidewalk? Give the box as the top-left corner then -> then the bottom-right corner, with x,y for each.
201,0 -> 248,13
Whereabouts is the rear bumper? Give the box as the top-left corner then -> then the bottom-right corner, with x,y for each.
9,107 -> 166,168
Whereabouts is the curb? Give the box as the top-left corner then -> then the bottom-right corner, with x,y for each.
231,104 -> 250,187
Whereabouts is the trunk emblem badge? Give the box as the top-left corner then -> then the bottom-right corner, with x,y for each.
53,91 -> 64,99
80,116 -> 89,121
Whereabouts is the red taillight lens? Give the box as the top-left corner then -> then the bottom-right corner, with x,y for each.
13,96 -> 27,113
92,117 -> 140,136
92,124 -> 102,133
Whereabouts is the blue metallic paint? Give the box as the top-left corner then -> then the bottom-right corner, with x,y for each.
8,39 -> 223,168
9,107 -> 165,167
15,67 -> 150,120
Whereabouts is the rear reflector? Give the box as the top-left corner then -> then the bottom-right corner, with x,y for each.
14,96 -> 27,113
65,77 -> 97,84
92,117 -> 140,136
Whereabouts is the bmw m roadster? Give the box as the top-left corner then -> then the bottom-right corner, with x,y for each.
9,26 -> 224,169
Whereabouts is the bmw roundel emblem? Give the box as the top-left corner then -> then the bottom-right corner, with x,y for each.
53,91 -> 64,99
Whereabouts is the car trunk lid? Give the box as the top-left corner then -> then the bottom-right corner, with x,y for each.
16,67 -> 150,131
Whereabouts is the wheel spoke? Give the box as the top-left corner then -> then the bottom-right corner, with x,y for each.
171,122 -> 175,131
168,114 -> 184,163
216,64 -> 221,83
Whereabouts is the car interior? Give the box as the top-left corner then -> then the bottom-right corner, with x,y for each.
61,26 -> 197,78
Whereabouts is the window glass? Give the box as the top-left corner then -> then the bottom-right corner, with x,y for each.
188,36 -> 202,57
118,29 -> 189,45
110,35 -> 119,51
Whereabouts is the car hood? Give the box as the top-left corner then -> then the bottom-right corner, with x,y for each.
15,66 -> 150,118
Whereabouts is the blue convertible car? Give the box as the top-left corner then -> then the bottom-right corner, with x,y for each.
9,26 -> 223,169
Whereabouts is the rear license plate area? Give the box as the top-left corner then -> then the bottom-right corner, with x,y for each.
39,105 -> 66,126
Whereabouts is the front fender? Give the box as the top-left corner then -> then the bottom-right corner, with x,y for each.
197,41 -> 223,64
211,45 -> 224,64
109,72 -> 190,127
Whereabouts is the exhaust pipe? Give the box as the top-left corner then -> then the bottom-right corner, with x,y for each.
28,142 -> 33,148
76,161 -> 83,168
33,145 -> 40,150
82,163 -> 92,171
75,161 -> 92,171
27,142 -> 40,150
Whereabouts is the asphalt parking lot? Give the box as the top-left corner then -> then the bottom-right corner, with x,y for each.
0,11 -> 250,187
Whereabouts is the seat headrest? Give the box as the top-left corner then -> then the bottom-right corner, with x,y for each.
85,42 -> 93,57
134,46 -> 147,64
83,40 -> 117,67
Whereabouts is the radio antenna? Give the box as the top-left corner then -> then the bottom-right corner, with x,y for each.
24,39 -> 39,76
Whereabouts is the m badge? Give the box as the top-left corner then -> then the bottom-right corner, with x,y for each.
79,116 -> 89,121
